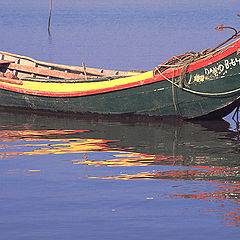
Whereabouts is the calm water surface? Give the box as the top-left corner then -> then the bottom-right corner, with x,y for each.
0,1 -> 239,239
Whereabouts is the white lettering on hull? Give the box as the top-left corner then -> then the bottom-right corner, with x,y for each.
204,57 -> 240,77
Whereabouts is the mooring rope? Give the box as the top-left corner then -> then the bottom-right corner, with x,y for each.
171,68 -> 178,114
155,49 -> 213,88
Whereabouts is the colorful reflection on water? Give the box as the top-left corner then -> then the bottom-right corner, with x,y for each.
0,112 -> 239,231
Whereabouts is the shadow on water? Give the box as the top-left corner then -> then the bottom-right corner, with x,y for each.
0,109 -> 239,228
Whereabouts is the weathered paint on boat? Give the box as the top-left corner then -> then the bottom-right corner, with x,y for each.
0,39 -> 240,119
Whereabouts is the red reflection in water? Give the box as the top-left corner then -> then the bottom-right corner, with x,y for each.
0,129 -> 88,141
90,167 -> 239,227
170,182 -> 240,227
72,153 -> 182,167
0,127 -> 239,227
0,129 -> 181,163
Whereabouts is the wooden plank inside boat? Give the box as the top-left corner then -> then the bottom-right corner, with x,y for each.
0,51 -> 136,78
0,76 -> 23,85
7,63 -> 87,79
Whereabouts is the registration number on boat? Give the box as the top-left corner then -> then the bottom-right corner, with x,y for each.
204,57 -> 240,76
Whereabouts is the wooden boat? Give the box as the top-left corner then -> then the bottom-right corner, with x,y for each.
0,29 -> 240,119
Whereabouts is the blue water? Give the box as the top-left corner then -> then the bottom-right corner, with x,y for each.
0,1 -> 239,239
1,0 -> 240,69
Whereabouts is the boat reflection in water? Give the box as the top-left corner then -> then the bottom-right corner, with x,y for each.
0,110 -> 239,227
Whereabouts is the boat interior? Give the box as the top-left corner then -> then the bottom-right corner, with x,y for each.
0,51 -> 143,83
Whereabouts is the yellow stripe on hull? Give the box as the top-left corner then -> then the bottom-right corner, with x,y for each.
1,70 -> 153,93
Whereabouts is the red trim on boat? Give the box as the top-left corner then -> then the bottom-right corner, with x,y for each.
189,41 -> 239,70
154,39 -> 240,79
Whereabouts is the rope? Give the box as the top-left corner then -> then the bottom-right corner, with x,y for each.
171,68 -> 178,113
156,49 -> 213,88
155,67 -> 240,97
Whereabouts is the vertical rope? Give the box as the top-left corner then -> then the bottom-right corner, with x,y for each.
171,68 -> 179,115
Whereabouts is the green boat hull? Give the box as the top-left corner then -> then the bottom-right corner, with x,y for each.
0,73 -> 239,119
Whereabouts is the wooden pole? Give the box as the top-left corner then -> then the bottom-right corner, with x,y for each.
48,0 -> 52,34
82,62 -> 88,80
